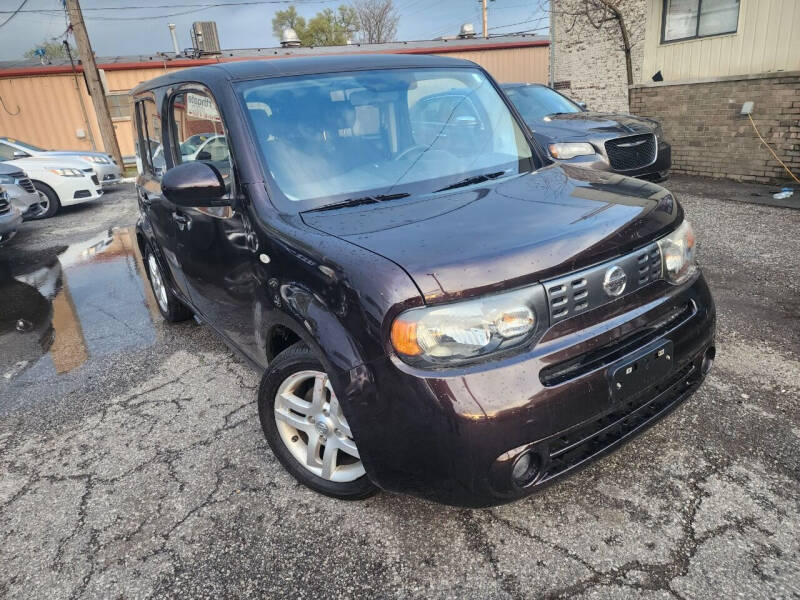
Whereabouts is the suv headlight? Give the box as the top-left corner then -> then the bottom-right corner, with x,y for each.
548,142 -> 595,159
657,220 -> 697,285
391,286 -> 546,366
49,168 -> 84,177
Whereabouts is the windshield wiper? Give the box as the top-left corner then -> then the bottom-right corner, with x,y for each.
308,192 -> 410,212
435,171 -> 506,193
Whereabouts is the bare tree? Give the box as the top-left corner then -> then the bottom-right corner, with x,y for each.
552,0 -> 638,93
353,0 -> 399,44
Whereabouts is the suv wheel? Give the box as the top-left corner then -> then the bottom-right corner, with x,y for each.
258,343 -> 377,500
145,248 -> 193,322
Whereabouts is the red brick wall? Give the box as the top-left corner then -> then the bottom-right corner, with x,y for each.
630,73 -> 800,184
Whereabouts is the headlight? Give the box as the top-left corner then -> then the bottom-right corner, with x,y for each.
548,142 -> 595,160
390,286 -> 545,366
80,155 -> 109,164
0,174 -> 14,184
49,168 -> 84,177
652,122 -> 664,141
657,220 -> 697,285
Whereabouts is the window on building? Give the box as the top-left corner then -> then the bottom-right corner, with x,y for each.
662,0 -> 740,43
107,93 -> 132,119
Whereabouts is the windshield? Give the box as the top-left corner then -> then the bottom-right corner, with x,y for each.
3,138 -> 45,152
236,67 -> 535,209
179,133 -> 214,156
504,85 -> 582,122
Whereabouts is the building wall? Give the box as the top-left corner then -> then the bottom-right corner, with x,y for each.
553,0 -> 647,113
445,46 -> 549,83
642,0 -> 800,82
630,72 -> 800,184
0,45 -> 548,159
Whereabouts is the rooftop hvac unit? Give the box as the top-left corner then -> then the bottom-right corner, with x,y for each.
190,21 -> 221,54
281,28 -> 301,47
458,23 -> 476,38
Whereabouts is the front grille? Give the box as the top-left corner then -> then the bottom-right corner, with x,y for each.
532,363 -> 697,488
17,177 -> 35,193
91,174 -> 100,186
605,134 -> 657,171
545,243 -> 662,324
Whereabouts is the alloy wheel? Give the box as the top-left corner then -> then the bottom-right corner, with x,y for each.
273,370 -> 364,482
147,253 -> 169,313
36,191 -> 49,214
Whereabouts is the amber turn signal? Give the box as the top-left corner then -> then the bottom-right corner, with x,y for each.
390,319 -> 422,356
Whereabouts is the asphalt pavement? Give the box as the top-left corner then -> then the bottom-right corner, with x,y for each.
0,181 -> 798,599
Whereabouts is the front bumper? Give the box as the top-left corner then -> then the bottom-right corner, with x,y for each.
559,140 -> 672,181
4,183 -> 41,217
95,163 -> 122,187
342,273 -> 715,507
0,206 -> 23,244
58,176 -> 103,207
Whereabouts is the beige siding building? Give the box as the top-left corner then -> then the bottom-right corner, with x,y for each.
554,0 -> 800,183
0,36 -> 548,161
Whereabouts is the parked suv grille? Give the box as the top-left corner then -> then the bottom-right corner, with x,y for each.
544,243 -> 662,324
17,177 -> 35,193
605,134 -> 657,170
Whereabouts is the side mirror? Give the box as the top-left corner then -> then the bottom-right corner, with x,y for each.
577,102 -> 588,110
196,150 -> 212,161
13,150 -> 29,158
161,161 -> 229,207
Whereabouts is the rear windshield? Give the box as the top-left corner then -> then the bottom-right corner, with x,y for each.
235,67 -> 536,210
504,85 -> 582,122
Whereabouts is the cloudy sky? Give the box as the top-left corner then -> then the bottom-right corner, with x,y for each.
0,0 -> 548,60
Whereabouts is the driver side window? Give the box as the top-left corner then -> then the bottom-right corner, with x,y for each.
170,91 -> 231,175
0,143 -> 17,160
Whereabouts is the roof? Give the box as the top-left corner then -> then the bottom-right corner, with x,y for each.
131,53 -> 474,94
0,35 -> 548,78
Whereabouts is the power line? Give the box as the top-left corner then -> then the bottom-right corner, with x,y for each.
488,13 -> 547,31
0,0 -> 331,13
0,0 -> 30,28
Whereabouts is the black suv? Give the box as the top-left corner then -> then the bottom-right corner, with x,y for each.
132,54 -> 715,507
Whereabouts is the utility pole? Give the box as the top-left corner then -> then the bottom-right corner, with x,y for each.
482,0 -> 488,38
64,0 -> 123,167
63,40 -> 97,151
549,0 -> 555,87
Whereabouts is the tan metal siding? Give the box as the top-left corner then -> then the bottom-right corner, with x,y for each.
0,46 -> 547,156
437,46 -> 549,83
642,0 -> 800,82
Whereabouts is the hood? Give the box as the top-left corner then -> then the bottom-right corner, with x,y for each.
42,150 -> 112,161
530,112 -> 658,142
5,156 -> 93,172
301,165 -> 679,303
0,162 -> 25,177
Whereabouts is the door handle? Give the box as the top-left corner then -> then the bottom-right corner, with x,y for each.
172,211 -> 192,231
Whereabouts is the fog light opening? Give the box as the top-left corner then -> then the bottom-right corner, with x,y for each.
702,346 -> 715,375
511,451 -> 541,488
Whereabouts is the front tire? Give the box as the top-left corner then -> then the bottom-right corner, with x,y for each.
29,182 -> 60,220
144,247 -> 193,322
258,343 -> 377,500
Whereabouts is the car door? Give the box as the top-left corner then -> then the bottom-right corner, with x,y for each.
165,87 -> 260,361
135,92 -> 191,299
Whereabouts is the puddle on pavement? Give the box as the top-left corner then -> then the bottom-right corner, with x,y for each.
0,226 -> 163,385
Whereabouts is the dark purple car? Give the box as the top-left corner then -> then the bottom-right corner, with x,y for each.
132,54 -> 714,507
502,83 -> 671,182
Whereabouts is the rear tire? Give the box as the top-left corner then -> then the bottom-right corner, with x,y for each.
144,247 -> 193,322
258,343 -> 377,500
29,182 -> 60,220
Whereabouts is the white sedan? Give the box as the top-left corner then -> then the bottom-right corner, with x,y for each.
0,137 -> 122,187
4,156 -> 102,219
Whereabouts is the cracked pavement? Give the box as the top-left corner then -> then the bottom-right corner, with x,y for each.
1,180 -> 799,599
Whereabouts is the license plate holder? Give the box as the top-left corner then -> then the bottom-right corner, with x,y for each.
610,341 -> 674,401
